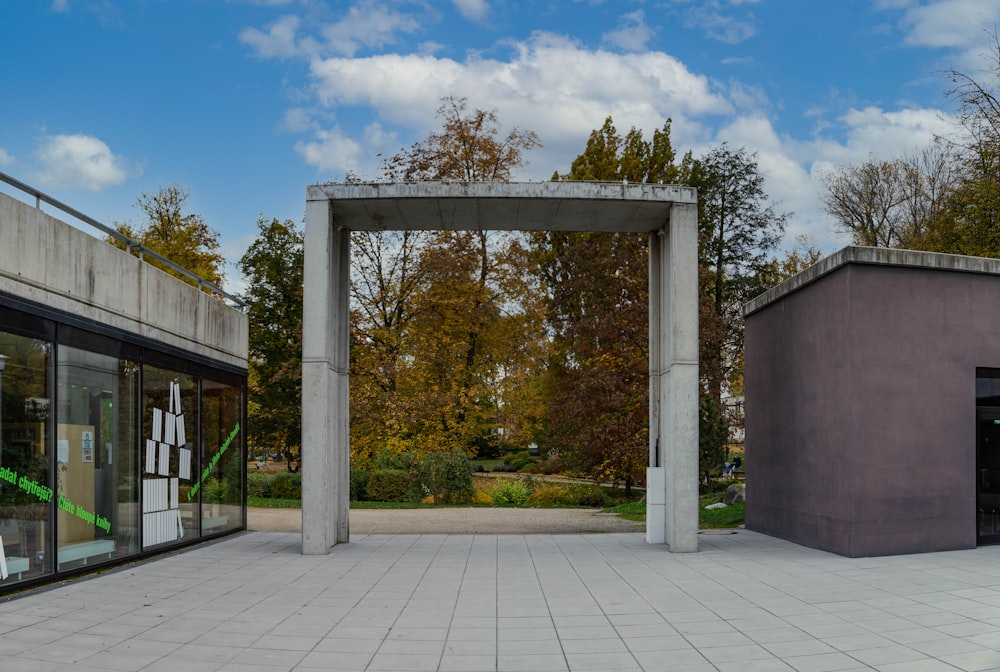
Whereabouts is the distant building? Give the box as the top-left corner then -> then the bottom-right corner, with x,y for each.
722,395 -> 744,444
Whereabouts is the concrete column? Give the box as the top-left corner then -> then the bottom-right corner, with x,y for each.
647,231 -> 665,544
648,203 -> 700,552
302,198 -> 351,554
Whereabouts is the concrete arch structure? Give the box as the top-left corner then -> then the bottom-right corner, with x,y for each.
302,182 -> 699,553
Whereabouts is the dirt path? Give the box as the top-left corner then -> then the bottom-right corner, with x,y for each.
248,506 -> 643,534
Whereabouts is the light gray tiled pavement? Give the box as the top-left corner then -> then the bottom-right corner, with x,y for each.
2,530 -> 1000,671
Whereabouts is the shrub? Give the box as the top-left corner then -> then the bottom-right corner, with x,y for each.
572,486 -> 608,508
502,450 -> 539,471
350,469 -> 370,501
368,469 -> 412,502
246,471 -> 270,498
489,478 -> 531,506
538,456 -> 563,475
491,464 -> 517,473
424,451 -> 474,504
473,491 -> 494,505
527,486 -> 575,506
202,477 -> 227,502
269,471 -> 302,499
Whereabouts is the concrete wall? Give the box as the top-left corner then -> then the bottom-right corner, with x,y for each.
745,247 -> 1000,556
0,191 -> 247,368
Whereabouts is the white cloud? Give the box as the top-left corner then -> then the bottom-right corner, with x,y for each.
240,15 -> 303,59
895,0 -> 1000,49
602,10 -> 655,52
883,0 -> 1000,72
50,0 -> 69,12
319,1 -> 422,57
682,1 -> 758,44
0,148 -> 13,167
282,107 -> 317,133
295,127 -> 364,174
713,107 -> 956,253
302,32 -> 731,179
33,133 -> 129,192
246,10 -> 965,253
453,0 -> 489,22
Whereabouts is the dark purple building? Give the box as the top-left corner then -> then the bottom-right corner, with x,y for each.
744,246 -> 1000,557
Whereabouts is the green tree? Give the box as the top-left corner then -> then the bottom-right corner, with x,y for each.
238,217 -> 303,472
111,184 -> 227,290
684,144 -> 787,404
699,393 -> 729,485
535,116 -> 679,491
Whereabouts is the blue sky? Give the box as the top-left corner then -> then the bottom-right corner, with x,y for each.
2,0 -> 999,292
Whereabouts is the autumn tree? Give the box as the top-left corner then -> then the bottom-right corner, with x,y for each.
350,97 -> 545,466
110,184 -> 227,290
534,117 -> 679,491
757,235 -> 825,292
239,217 -> 303,471
384,96 -> 541,181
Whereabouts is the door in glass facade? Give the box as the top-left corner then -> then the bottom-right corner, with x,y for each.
56,346 -> 140,570
976,372 -> 1000,545
0,331 -> 52,581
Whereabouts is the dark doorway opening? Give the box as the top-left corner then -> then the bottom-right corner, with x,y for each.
976,370 -> 1000,545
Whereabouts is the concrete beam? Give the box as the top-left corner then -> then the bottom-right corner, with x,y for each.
308,181 -> 697,233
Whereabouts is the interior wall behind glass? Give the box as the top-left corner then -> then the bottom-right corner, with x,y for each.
0,331 -> 51,583
199,379 -> 243,534
141,366 -> 197,548
56,347 -> 138,570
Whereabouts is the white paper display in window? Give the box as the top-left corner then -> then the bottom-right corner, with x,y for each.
141,381 -> 190,546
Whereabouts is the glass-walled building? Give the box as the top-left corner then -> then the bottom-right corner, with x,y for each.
0,185 -> 247,591
0,305 -> 245,587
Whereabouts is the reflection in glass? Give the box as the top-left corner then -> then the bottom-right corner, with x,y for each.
200,379 -> 243,534
56,347 -> 139,570
0,331 -> 51,583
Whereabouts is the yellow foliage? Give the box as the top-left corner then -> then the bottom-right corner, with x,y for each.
421,495 -> 436,504
473,491 -> 494,505
527,486 -> 574,506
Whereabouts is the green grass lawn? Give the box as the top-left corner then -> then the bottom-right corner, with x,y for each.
248,497 -> 302,508
603,493 -> 745,529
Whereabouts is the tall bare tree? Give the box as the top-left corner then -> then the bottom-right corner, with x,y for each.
820,146 -> 955,249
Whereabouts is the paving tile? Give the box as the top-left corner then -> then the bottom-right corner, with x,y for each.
781,651 -> 873,672
366,652 -> 441,670
497,653 -> 568,671
940,650 -> 1000,671
9,531 -> 1000,672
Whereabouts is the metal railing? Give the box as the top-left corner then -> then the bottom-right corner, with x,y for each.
0,171 -> 245,308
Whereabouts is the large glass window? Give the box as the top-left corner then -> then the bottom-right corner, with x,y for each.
141,366 -> 198,548
199,379 -> 243,534
56,347 -> 139,570
0,303 -> 246,590
0,331 -> 51,584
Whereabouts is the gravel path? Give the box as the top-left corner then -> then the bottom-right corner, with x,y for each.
248,506 -> 643,534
